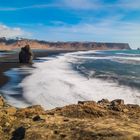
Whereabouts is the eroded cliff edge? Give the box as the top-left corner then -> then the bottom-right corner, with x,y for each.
0,38 -> 131,50
0,96 -> 140,140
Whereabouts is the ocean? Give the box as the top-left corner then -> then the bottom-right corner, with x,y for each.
0,51 -> 15,57
1,50 -> 140,109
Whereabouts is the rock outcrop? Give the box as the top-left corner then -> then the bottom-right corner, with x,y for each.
0,96 -> 140,140
19,45 -> 33,63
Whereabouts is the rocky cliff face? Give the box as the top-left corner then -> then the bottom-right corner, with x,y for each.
0,96 -> 140,140
0,38 -> 131,50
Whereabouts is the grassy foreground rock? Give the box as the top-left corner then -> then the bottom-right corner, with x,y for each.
0,96 -> 140,140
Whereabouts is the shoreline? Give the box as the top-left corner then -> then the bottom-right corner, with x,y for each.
0,49 -> 140,139
1,49 -> 140,109
0,49 -> 86,109
0,62 -> 22,88
0,49 -> 77,94
0,50 -> 75,108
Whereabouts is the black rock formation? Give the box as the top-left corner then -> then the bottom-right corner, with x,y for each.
19,45 -> 33,63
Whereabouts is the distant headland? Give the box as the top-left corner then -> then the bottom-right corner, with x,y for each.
0,37 -> 131,51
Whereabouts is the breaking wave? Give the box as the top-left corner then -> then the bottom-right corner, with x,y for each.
19,51 -> 140,109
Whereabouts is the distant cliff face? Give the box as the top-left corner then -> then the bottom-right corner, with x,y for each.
0,38 -> 131,50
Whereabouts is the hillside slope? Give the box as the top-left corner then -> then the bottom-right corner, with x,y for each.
0,38 -> 131,50
0,97 -> 140,140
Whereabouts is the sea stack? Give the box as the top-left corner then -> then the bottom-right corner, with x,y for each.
19,45 -> 33,63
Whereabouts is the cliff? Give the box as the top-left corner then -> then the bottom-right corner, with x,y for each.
0,96 -> 140,140
0,38 -> 131,50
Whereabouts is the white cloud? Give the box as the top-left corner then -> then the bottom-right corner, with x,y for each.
0,24 -> 29,38
0,0 -> 102,11
0,7 -> 18,11
32,20 -> 140,49
0,4 -> 59,11
0,0 -> 140,11
61,0 -> 100,10
117,0 -> 140,10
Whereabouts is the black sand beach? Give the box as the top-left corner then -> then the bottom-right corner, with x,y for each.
0,50 -> 22,88
0,63 -> 21,88
0,49 -> 75,90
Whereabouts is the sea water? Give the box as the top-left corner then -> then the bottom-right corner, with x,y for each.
1,50 -> 140,109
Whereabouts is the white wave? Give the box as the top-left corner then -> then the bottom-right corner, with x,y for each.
112,57 -> 140,65
114,56 -> 140,61
66,55 -> 140,64
20,52 -> 140,109
62,50 -> 140,62
68,50 -> 97,55
0,66 -> 34,108
4,96 -> 30,108
117,53 -> 140,56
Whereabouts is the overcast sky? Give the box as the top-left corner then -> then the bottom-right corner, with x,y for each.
0,0 -> 140,49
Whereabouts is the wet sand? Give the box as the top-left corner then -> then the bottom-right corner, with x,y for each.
0,50 -> 75,89
0,62 -> 22,88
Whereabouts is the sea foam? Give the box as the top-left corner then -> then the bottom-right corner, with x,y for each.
20,51 -> 140,109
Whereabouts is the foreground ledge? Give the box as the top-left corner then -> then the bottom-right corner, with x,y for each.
0,96 -> 140,140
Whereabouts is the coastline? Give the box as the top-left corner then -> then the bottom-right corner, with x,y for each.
0,49 -> 77,96
0,49 -> 80,87
0,49 -> 140,139
0,63 -> 22,88
1,49 -> 140,109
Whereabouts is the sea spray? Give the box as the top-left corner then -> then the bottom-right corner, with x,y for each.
20,50 -> 140,109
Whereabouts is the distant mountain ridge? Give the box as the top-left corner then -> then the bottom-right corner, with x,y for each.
0,37 -> 131,50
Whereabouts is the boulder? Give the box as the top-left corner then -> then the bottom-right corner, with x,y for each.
97,99 -> 110,105
11,126 -> 26,140
78,101 -> 96,105
111,99 -> 124,106
32,115 -> 46,121
127,104 -> 139,108
19,45 -> 33,63
0,96 -> 5,106
111,106 -> 122,112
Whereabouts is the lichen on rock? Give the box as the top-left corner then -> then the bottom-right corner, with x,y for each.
0,96 -> 140,140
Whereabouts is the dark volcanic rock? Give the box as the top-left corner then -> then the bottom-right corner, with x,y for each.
19,45 -> 33,63
11,126 -> 26,140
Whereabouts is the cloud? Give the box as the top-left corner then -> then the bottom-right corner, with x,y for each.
0,0 -> 104,11
61,0 -> 100,10
0,0 -> 100,11
30,19 -> 140,48
117,0 -> 140,10
0,1 -> 139,48
0,0 -> 140,11
0,24 -> 30,38
48,22 -> 140,38
0,4 -> 59,11
0,7 -> 18,11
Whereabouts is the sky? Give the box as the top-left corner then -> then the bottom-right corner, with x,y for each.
0,0 -> 140,49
